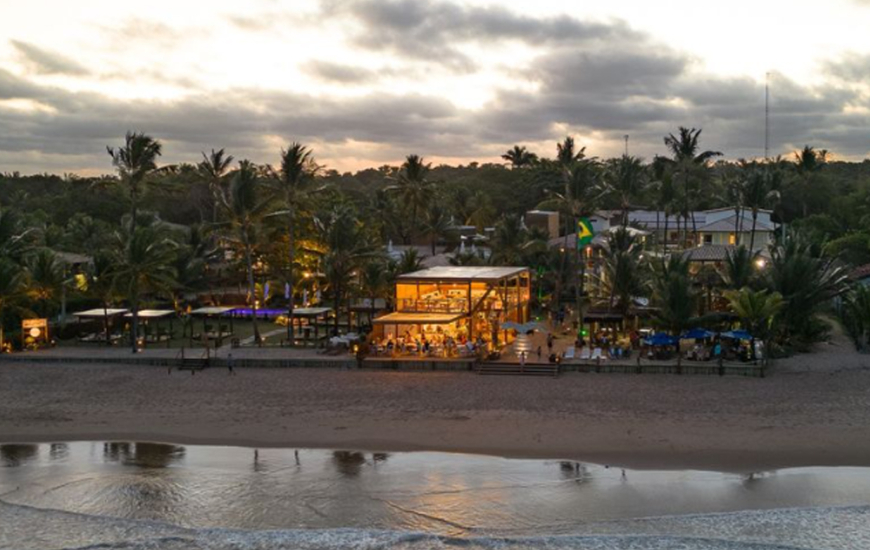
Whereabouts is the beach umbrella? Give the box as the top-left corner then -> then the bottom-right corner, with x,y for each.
682,328 -> 714,340
644,332 -> 677,346
721,329 -> 752,340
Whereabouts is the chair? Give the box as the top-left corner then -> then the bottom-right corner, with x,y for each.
579,347 -> 592,360
564,346 -> 576,360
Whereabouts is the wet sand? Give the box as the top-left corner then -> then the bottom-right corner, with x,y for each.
2,330 -> 870,473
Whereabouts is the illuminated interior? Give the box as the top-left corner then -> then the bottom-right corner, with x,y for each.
374,267 -> 531,355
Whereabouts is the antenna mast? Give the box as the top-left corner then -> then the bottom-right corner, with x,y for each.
764,72 -> 770,160
624,134 -> 629,156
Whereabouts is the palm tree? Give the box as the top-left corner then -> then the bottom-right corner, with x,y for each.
604,155 -> 648,227
360,260 -> 388,327
792,145 -> 828,217
0,260 -> 27,350
489,215 -> 527,265
538,144 -> 602,325
718,164 -> 745,245
766,236 -> 850,348
113,227 -> 177,352
741,167 -> 781,251
386,155 -> 435,243
501,145 -> 538,168
659,127 -> 722,245
396,248 -> 424,274
650,168 -> 677,252
269,143 -> 320,336
197,148 -> 234,223
107,132 -> 162,233
724,288 -> 784,365
172,225 -> 219,309
316,205 -> 377,333
83,253 -> 118,346
25,249 -> 65,319
422,203 -> 455,256
719,246 -> 760,290
217,160 -> 272,344
650,256 -> 698,369
599,227 -> 646,316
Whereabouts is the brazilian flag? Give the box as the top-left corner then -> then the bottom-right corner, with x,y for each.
577,217 -> 594,248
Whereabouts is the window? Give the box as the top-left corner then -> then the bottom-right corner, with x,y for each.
728,233 -> 736,245
704,234 -> 713,244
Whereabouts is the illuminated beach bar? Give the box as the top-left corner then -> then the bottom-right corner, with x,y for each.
373,266 -> 531,351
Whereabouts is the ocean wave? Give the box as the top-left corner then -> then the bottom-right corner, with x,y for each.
3,500 -> 870,550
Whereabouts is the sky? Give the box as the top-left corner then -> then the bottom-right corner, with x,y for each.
1,0 -> 870,175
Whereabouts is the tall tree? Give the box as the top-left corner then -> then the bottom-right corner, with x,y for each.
791,145 -> 828,218
83,253 -> 118,346
724,288 -> 784,365
650,255 -> 698,369
659,127 -> 721,245
25,249 -> 64,319
766,236 -> 850,348
719,246 -> 760,290
113,227 -> 178,352
599,227 -> 646,315
539,142 -> 601,328
604,155 -> 648,227
316,205 -> 376,333
107,132 -> 162,234
269,143 -> 320,338
386,155 -> 435,244
501,145 -> 538,169
217,160 -> 271,344
197,148 -> 234,223
741,165 -> 781,250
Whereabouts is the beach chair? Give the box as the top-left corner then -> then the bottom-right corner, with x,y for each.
564,346 -> 576,360
579,346 -> 591,360
591,347 -> 604,360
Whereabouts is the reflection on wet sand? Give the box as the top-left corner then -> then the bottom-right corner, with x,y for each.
102,442 -> 185,468
0,444 -> 38,467
2,442 -> 870,538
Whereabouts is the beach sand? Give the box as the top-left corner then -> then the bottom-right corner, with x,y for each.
2,328 -> 870,473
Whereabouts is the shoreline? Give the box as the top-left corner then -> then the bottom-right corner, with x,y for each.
3,330 -> 870,474
3,365 -> 870,473
5,433 -> 870,473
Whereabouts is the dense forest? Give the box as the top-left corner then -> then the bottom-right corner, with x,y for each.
2,128 -> 870,355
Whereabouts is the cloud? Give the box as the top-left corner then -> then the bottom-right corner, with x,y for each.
10,40 -> 90,76
1,1 -> 868,173
322,0 -> 639,71
823,52 -> 870,83
303,60 -> 379,83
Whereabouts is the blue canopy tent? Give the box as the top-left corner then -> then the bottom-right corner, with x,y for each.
644,332 -> 678,346
682,328 -> 714,340
721,329 -> 753,340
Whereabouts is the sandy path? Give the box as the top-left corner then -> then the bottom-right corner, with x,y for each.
3,336 -> 870,472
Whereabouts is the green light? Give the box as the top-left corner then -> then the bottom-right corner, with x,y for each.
580,329 -> 588,337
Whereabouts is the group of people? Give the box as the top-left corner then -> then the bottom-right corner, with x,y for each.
377,331 -> 488,358
685,338 -> 759,362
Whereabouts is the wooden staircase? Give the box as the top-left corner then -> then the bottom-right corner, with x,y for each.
476,362 -> 560,377
176,348 -> 210,371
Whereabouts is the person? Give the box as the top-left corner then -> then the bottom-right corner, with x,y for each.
547,334 -> 554,354
520,350 -> 526,366
536,345 -> 542,360
227,352 -> 235,375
